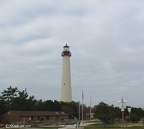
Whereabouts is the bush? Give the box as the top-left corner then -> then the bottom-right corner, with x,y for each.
130,113 -> 141,122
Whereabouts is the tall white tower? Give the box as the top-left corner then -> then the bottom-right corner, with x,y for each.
61,44 -> 72,102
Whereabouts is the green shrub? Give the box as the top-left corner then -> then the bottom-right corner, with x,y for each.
130,113 -> 141,122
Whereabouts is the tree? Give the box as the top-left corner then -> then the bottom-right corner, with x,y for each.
0,98 -> 7,114
93,102 -> 115,126
35,100 -> 61,111
25,96 -> 37,110
61,105 -> 74,118
10,90 -> 29,110
45,100 -> 54,111
130,113 -> 141,122
131,107 -> 144,118
0,87 -> 37,111
0,86 -> 18,111
61,102 -> 78,119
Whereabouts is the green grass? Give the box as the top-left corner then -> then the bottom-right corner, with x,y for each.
84,123 -> 144,129
4,123 -> 144,129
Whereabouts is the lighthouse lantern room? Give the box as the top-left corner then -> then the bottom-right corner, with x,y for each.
61,44 -> 71,57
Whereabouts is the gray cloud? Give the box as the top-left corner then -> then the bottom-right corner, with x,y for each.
0,0 -> 144,107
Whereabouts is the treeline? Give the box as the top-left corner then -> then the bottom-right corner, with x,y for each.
93,102 -> 144,124
0,86 -> 144,124
0,86 -> 79,118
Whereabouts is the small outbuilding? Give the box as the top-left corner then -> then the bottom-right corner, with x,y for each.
0,111 -> 69,125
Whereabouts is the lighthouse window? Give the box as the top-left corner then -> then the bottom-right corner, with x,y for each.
64,47 -> 69,51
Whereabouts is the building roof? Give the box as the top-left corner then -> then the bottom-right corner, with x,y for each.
64,44 -> 69,48
8,111 -> 68,117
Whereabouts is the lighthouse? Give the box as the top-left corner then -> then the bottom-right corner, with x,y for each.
61,44 -> 72,102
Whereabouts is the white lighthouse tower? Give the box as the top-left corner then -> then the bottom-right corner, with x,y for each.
61,44 -> 72,102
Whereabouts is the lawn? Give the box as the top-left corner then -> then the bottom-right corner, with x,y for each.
84,123 -> 144,129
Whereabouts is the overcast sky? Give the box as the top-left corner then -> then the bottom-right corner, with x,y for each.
0,0 -> 144,108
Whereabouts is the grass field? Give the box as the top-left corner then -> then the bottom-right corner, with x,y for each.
3,121 -> 144,129
84,123 -> 144,129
